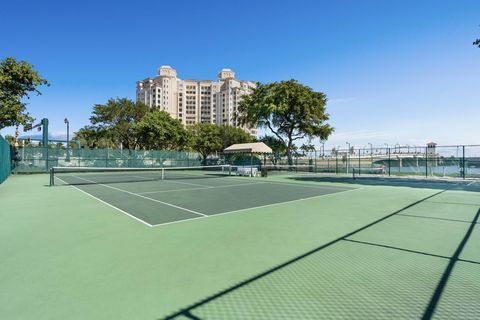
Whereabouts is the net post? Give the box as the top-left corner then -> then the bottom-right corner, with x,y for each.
161,168 -> 165,180
49,167 -> 54,186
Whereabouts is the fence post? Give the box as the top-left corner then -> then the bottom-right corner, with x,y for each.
358,148 -> 361,175
388,148 -> 391,177
335,153 -> 338,174
314,150 -> 317,173
425,147 -> 428,178
462,145 -> 466,179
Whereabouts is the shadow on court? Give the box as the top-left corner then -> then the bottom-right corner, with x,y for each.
160,191 -> 480,320
286,175 -> 480,191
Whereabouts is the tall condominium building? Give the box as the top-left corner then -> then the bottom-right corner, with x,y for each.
136,66 -> 257,136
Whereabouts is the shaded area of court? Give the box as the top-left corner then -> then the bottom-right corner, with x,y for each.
57,173 -> 354,225
287,175 -> 480,191
164,189 -> 480,320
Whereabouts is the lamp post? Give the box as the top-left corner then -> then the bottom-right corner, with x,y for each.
64,118 -> 70,161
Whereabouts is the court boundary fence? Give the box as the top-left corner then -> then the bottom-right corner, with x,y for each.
10,144 -> 480,180
0,135 -> 11,184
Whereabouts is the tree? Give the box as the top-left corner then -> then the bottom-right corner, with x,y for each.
258,135 -> 286,164
89,98 -> 150,150
474,38 -> 480,48
133,110 -> 188,150
0,57 -> 49,129
258,135 -> 286,154
4,135 -> 15,145
188,123 -> 223,165
239,80 -> 333,164
73,125 -> 112,148
224,125 -> 254,147
300,143 -> 315,156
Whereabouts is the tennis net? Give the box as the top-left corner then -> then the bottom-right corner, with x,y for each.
50,165 -> 233,186
260,164 -> 316,176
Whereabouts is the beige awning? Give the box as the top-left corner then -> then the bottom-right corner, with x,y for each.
224,142 -> 273,154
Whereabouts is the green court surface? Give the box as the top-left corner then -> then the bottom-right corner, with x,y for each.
0,173 -> 479,319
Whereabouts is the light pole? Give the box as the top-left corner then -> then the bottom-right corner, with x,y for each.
64,118 -> 70,161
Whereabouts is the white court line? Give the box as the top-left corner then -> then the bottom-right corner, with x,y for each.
125,174 -> 211,188
166,179 -> 214,188
131,175 -> 160,181
55,176 -> 153,227
223,175 -> 354,191
138,182 -> 268,195
71,175 -> 208,217
151,187 -> 363,227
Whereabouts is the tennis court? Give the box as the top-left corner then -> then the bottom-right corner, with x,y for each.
50,166 -> 355,226
0,168 -> 479,319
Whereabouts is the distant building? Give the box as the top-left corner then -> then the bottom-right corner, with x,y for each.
136,66 -> 257,136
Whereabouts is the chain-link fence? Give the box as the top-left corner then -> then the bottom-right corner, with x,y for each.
264,145 -> 480,179
0,135 -> 11,183
10,145 -> 480,179
12,147 -> 203,173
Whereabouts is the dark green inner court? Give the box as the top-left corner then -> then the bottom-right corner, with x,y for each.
54,172 -> 353,226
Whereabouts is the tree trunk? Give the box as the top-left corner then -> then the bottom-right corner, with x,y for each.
286,140 -> 294,166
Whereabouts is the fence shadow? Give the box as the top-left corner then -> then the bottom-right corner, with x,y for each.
160,191 -> 451,319
286,175 -> 480,191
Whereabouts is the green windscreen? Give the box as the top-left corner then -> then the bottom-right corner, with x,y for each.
0,135 -> 11,184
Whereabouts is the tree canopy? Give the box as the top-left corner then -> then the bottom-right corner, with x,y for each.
89,98 -> 150,150
133,110 -> 188,150
187,123 -> 223,165
238,79 -> 333,163
0,57 -> 49,129
187,123 -> 253,165
73,125 -> 113,149
258,135 -> 286,154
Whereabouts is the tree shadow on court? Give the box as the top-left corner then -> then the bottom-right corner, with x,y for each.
286,176 -> 480,192
160,191 -> 479,320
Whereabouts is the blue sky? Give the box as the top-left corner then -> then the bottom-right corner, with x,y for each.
1,0 -> 479,150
